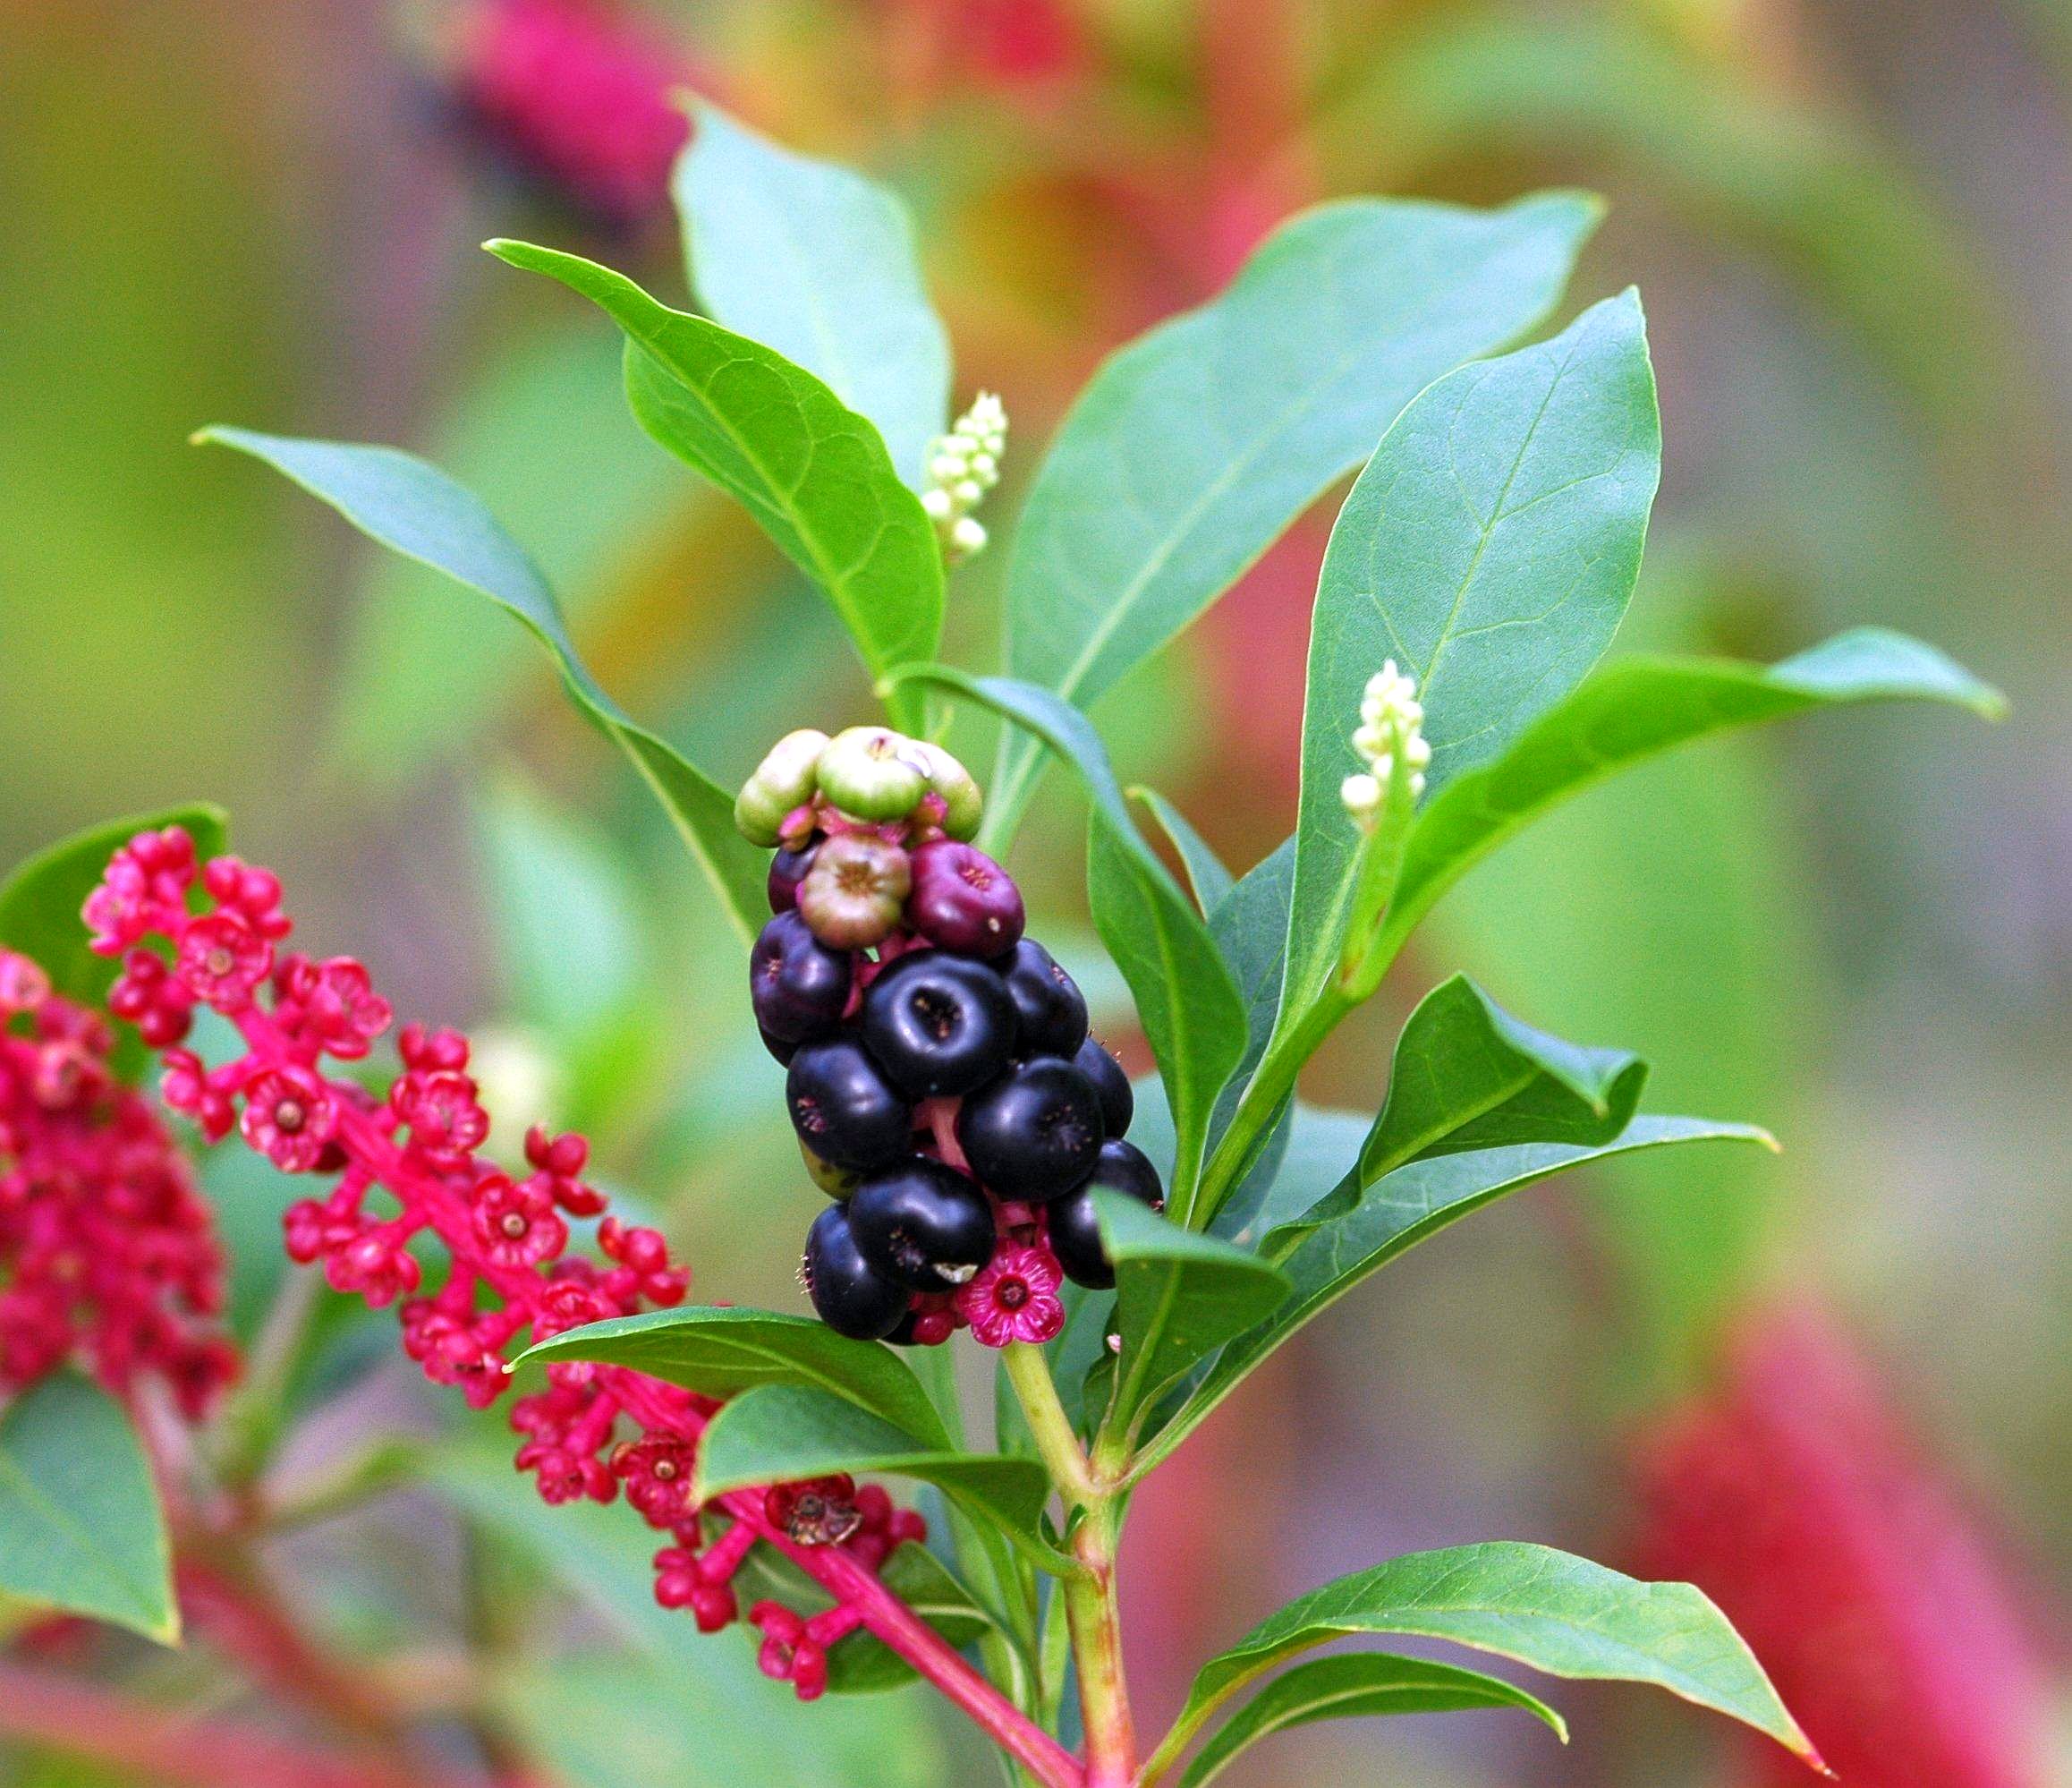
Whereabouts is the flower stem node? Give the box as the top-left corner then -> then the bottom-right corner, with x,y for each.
922,392 -> 1007,563
1341,659 -> 1431,832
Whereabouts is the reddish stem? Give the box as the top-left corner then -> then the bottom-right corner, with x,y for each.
0,1660 -> 436,1788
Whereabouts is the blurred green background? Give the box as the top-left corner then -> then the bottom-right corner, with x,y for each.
3,1 -> 2068,1784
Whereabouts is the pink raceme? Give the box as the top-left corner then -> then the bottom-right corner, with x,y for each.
0,945 -> 234,1417
82,824 -> 1074,1783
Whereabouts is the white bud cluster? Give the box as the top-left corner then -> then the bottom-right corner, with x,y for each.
920,391 -> 1007,561
1340,660 -> 1431,830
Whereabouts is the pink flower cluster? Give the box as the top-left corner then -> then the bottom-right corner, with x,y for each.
1635,1307 -> 2053,1788
455,0 -> 694,224
0,945 -> 234,1416
88,826 -> 927,1699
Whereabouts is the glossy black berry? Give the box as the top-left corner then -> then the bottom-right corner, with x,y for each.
785,1037 -> 913,1172
1047,1140 -> 1166,1289
802,1204 -> 908,1339
768,841 -> 819,914
905,839 -> 1025,958
848,1158 -> 998,1290
750,911 -> 853,1044
999,939 -> 1089,1057
956,1056 -> 1105,1202
1072,1036 -> 1134,1138
760,1026 -> 798,1066
860,950 -> 1016,1100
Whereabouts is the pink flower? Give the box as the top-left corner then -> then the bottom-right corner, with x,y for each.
471,1170 -> 568,1270
176,911 -> 274,1005
288,956 -> 393,1058
955,1245 -> 1065,1347
239,1065 -> 337,1171
391,1069 -> 489,1162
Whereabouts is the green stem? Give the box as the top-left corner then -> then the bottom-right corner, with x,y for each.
1001,1343 -> 1137,1787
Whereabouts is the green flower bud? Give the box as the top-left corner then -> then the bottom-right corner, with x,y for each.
800,1137 -> 862,1200
735,728 -> 830,847
797,832 -> 913,949
815,727 -> 926,822
904,740 -> 984,840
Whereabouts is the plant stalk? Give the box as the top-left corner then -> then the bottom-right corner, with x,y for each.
1002,1342 -> 1138,1787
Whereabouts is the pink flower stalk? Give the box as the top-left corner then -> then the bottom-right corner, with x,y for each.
1635,1305 -> 2055,1788
455,0 -> 695,223
0,944 -> 234,1418
87,827 -> 974,1712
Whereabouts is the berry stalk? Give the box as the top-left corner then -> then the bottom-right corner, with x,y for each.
1001,1344 -> 1137,1785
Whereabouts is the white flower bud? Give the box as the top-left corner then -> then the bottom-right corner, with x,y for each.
950,515 -> 988,556
923,393 -> 1011,560
1344,659 -> 1428,830
921,487 -> 953,521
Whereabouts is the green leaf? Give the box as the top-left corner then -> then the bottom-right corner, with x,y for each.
1374,628 -> 2007,966
1087,815 -> 1247,1205
886,668 -> 1247,1207
992,191 -> 1602,833
1176,1652 -> 1567,1788
329,321 -> 693,787
1212,1103 -> 1371,1247
1361,974 -> 1644,1178
1129,786 -> 1235,916
514,1306 -> 947,1448
1201,837 -> 1295,1158
1168,1541 -> 1821,1772
691,1384 -> 1057,1564
677,105 -> 950,489
1098,1191 -> 1289,1442
0,806 -> 229,1078
0,1375 -> 177,1643
1143,1119 -> 1774,1470
486,240 -> 943,729
196,428 -> 766,943
1281,293 -> 1660,1030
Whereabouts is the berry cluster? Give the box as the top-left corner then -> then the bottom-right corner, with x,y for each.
0,942 -> 234,1417
736,727 -> 1164,1346
86,827 -> 937,1700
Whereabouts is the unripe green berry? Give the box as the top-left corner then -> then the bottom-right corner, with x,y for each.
904,741 -> 984,841
797,832 -> 912,949
815,727 -> 926,822
735,728 -> 830,846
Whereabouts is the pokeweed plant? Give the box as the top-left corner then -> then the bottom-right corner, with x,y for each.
0,109 -> 2004,1788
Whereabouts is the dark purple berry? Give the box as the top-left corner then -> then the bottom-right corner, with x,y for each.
1048,1140 -> 1165,1289
904,839 -> 1025,958
999,939 -> 1088,1057
785,1037 -> 913,1172
1073,1036 -> 1133,1138
848,1158 -> 998,1290
768,841 -> 819,914
760,1026 -> 798,1066
802,1204 -> 907,1339
750,911 -> 853,1044
860,950 -> 1016,1100
956,1057 -> 1105,1202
